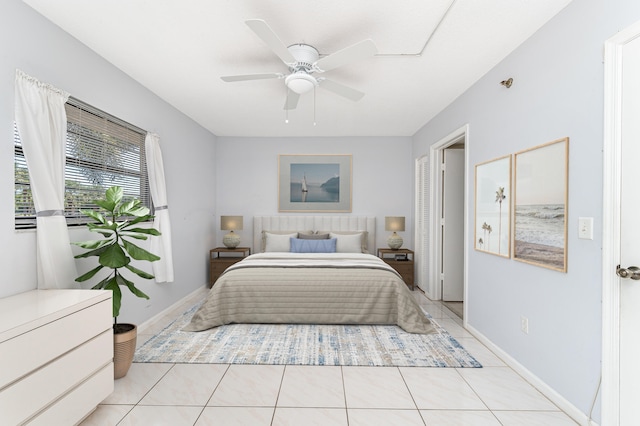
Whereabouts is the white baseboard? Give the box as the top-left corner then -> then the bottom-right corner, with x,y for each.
465,323 -> 599,426
137,285 -> 208,334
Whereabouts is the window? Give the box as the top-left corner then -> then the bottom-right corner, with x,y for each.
15,97 -> 150,229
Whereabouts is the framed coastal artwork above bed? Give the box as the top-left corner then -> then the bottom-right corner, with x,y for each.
278,154 -> 352,212
474,154 -> 511,258
513,137 -> 569,272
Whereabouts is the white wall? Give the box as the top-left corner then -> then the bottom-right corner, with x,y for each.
413,0 -> 640,422
1,0 -> 217,325
215,137 -> 414,252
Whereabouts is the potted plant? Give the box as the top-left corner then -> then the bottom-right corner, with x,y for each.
73,186 -> 161,379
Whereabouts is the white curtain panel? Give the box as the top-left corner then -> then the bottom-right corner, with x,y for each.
145,132 -> 174,282
14,70 -> 78,289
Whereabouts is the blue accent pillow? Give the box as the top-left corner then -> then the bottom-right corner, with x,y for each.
290,237 -> 337,253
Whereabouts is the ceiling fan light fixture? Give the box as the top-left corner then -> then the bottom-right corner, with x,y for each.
285,73 -> 317,94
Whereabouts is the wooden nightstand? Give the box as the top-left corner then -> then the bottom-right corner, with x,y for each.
378,248 -> 415,290
209,247 -> 250,287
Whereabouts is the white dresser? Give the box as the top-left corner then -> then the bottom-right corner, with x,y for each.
0,289 -> 113,425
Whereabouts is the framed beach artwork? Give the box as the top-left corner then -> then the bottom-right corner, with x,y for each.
278,154 -> 352,212
474,154 -> 511,257
513,137 -> 569,272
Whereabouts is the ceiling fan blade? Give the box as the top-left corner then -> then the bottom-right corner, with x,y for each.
284,91 -> 300,110
245,19 -> 296,64
221,73 -> 283,82
319,79 -> 365,101
315,39 -> 377,72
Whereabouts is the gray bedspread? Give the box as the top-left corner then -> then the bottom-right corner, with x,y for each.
184,253 -> 434,334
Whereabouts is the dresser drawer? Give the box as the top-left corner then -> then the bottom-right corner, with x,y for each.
0,330 -> 113,425
27,362 -> 113,426
0,298 -> 112,388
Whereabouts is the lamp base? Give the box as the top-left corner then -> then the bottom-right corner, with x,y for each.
387,232 -> 403,250
223,231 -> 241,248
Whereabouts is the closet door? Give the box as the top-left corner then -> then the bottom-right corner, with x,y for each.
415,156 -> 430,293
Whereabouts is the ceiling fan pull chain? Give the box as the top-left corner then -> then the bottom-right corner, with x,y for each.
313,86 -> 317,126
285,92 -> 289,124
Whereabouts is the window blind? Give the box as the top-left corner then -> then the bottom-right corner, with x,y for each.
14,97 -> 150,229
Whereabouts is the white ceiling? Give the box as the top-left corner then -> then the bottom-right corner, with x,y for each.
23,0 -> 572,137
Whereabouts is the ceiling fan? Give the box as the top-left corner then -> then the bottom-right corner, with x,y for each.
221,19 -> 378,110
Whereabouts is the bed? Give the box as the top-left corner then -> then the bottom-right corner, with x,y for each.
185,216 -> 434,334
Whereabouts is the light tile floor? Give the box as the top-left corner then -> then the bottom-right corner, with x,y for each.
80,290 -> 578,425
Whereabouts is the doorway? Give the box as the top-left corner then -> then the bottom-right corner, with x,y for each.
416,125 -> 468,318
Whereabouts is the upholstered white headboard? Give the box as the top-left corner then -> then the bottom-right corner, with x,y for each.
253,216 -> 376,253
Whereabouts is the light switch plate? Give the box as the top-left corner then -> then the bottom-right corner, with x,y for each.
578,217 -> 594,240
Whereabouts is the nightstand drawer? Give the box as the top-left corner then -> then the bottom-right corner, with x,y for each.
378,248 -> 415,290
209,247 -> 250,287
212,258 -> 241,271
389,262 -> 413,274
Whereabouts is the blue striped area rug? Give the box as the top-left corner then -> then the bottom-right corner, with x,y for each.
134,302 -> 481,367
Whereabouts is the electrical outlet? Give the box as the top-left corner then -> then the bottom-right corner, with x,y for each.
520,316 -> 529,334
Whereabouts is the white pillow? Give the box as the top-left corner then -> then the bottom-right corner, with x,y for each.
321,230 -> 368,253
261,230 -> 314,252
264,232 -> 298,252
330,232 -> 363,253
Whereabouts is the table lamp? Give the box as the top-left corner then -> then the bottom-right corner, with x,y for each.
220,215 -> 243,248
385,216 -> 405,250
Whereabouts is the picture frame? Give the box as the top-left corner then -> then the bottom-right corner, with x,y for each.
278,154 -> 352,212
474,154 -> 512,257
513,137 -> 569,272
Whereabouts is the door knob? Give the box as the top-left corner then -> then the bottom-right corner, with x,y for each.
616,265 -> 640,280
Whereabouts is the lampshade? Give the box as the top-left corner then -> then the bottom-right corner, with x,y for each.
220,215 -> 243,231
385,216 -> 405,232
285,73 -> 317,94
220,216 -> 243,248
385,216 -> 405,250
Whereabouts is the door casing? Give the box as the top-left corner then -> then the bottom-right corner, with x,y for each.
423,125 -> 469,317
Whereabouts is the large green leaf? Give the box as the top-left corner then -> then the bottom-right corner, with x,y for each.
122,239 -> 160,261
127,205 -> 150,217
99,243 -> 130,268
105,186 -> 124,205
125,263 -> 155,280
91,275 -> 112,290
120,199 -> 137,211
119,232 -> 148,241
73,244 -> 110,259
71,239 -> 113,250
126,227 -> 161,236
122,215 -> 154,227
80,209 -> 106,224
75,264 -> 104,282
116,273 -> 150,300
87,222 -> 117,232
118,199 -> 142,217
104,277 -> 122,317
94,199 -> 116,213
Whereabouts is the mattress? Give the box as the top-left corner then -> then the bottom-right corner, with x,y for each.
184,253 -> 434,334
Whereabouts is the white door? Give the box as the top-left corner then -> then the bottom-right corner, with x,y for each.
442,148 -> 464,301
618,30 -> 640,426
603,21 -> 640,425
